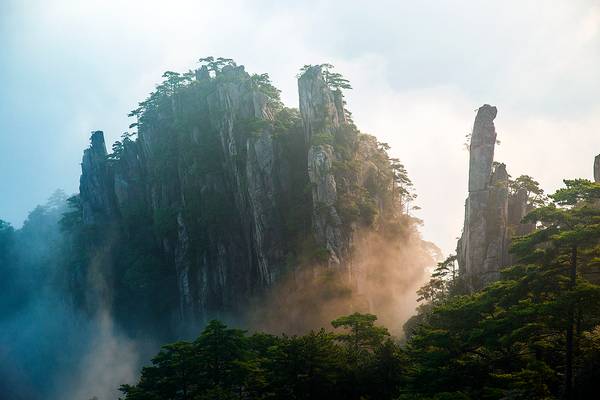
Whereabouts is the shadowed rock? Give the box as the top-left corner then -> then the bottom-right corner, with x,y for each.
80,131 -> 119,224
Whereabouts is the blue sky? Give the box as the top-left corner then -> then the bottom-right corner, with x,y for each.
1,0 -> 599,255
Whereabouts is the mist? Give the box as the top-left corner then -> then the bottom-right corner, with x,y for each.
64,310 -> 140,400
2,1 -> 599,398
0,193 -> 146,400
246,219 -> 440,336
0,188 -> 439,399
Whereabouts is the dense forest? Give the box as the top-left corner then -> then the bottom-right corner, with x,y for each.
119,179 -> 600,400
1,57 -> 599,400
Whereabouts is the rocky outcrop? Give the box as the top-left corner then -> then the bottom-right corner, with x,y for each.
298,66 -> 345,265
77,65 -> 305,326
79,131 -> 119,224
113,138 -> 146,211
457,105 -> 501,287
148,65 -> 286,322
594,154 -> 600,183
76,70 -> 285,325
206,64 -> 280,288
75,61 -> 408,333
457,105 -> 534,290
468,105 -> 498,193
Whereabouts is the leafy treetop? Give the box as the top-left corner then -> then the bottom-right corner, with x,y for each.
299,63 -> 353,92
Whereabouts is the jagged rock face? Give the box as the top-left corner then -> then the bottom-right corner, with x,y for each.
482,163 -> 509,282
77,66 -> 303,327
457,106 -> 533,290
79,131 -> 119,224
75,67 -> 287,321
306,144 -> 344,264
150,65 -> 285,322
206,65 -> 280,289
457,166 -> 508,287
76,63 -> 400,332
298,66 -> 346,265
594,154 -> 600,183
298,66 -> 341,143
113,139 -> 145,210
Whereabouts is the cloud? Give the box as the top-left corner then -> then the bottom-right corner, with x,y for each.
64,311 -> 140,400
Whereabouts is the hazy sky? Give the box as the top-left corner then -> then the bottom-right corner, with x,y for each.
1,0 -> 599,255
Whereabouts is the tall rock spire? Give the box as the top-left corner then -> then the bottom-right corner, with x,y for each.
457,105 -> 536,290
594,154 -> 600,183
468,105 -> 498,192
457,105 -> 507,289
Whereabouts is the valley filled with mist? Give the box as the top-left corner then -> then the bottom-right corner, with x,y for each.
2,2 -> 600,400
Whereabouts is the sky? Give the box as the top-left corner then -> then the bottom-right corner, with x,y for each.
1,0 -> 599,256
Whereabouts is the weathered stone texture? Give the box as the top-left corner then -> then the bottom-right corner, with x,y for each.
79,131 -> 119,224
298,66 -> 346,265
77,64 -> 390,328
457,106 -> 534,290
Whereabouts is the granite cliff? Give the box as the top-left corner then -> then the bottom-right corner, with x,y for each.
457,105 -> 537,290
67,60 -> 434,334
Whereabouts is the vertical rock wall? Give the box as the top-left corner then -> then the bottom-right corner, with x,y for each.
79,131 -> 119,224
298,66 -> 345,266
457,105 -> 534,290
76,62 -> 404,331
78,65 -> 305,328
457,105 -> 503,287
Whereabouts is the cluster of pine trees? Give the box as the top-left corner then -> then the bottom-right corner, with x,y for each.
120,179 -> 600,400
119,314 -> 403,400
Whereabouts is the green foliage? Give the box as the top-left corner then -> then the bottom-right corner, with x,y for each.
128,56 -> 274,135
331,313 -> 389,356
19,57 -> 600,400
310,130 -> 335,146
551,178 -> 600,206
299,63 -> 353,92
272,107 -> 302,136
0,219 -> 17,316
416,255 -> 459,304
113,174 -> 600,400
389,157 -> 418,212
107,132 -> 135,163
404,180 -> 600,399
509,174 -> 547,207
198,56 -> 236,72
120,313 -> 403,400
335,182 -> 379,226
264,329 -> 343,399
250,73 -> 283,109
0,219 -> 14,266
243,118 -> 271,137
